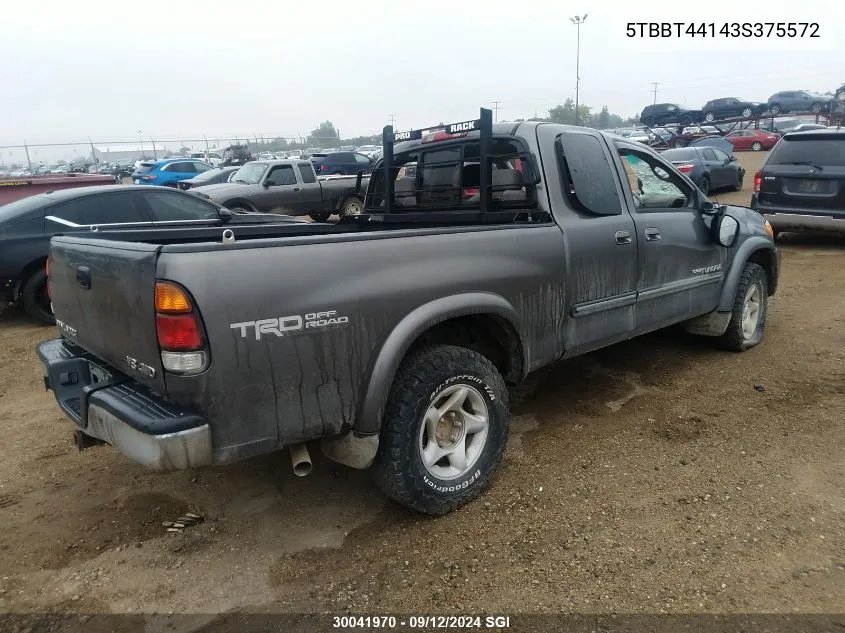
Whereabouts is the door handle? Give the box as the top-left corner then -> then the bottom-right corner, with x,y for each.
615,230 -> 632,245
293,187 -> 301,192
75,266 -> 91,290
645,227 -> 662,241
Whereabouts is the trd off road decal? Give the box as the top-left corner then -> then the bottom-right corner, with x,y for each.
230,310 -> 349,341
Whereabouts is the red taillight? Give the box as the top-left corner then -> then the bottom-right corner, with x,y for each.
462,187 -> 480,198
320,164 -> 328,172
421,131 -> 468,143
677,163 -> 695,174
156,314 -> 202,351
753,170 -> 762,193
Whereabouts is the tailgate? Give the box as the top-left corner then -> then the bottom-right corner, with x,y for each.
758,166 -> 845,215
48,236 -> 166,393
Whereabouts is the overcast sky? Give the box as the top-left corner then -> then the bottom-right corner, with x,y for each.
1,0 -> 843,153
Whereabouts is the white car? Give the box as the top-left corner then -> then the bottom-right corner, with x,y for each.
190,152 -> 223,167
357,145 -> 382,158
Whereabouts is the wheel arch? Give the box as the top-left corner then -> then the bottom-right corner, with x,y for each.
354,293 -> 528,436
717,239 -> 778,312
222,198 -> 258,212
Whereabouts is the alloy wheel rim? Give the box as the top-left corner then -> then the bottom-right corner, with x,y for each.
741,284 -> 762,340
418,384 -> 489,480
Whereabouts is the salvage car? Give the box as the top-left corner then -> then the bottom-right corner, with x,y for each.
177,166 -> 240,190
662,142 -> 744,195
766,90 -> 831,115
751,128 -> 845,236
189,159 -> 367,220
37,111 -> 780,515
639,103 -> 702,127
702,97 -> 767,122
2,185 -> 301,323
724,129 -> 780,151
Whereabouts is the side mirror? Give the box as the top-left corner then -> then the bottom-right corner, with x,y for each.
699,198 -> 717,215
729,155 -> 737,162
218,207 -> 233,223
714,214 -> 740,248
262,180 -> 272,188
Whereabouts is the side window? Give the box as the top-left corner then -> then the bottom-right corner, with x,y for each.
179,162 -> 197,173
556,133 -> 621,216
266,165 -> 297,186
143,191 -> 219,221
194,162 -> 212,173
712,148 -> 730,162
419,148 -> 461,205
298,163 -> 317,183
700,148 -> 718,161
616,148 -> 692,211
354,153 -> 371,164
53,192 -> 147,225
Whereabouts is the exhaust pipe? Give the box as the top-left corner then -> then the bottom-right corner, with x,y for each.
289,443 -> 312,477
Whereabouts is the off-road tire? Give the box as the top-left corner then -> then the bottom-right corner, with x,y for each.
715,262 -> 768,352
372,345 -> 510,515
21,268 -> 55,325
309,211 -> 331,222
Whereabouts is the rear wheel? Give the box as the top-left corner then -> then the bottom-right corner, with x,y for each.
811,102 -> 823,113
751,141 -> 763,151
704,112 -> 716,122
372,345 -> 510,515
643,117 -> 656,127
769,103 -> 782,115
340,197 -> 364,216
715,262 -> 768,352
733,171 -> 744,191
21,268 -> 54,325
698,176 -> 710,196
309,211 -> 331,222
742,107 -> 753,117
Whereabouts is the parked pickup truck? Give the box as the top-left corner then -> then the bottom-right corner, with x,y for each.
190,159 -> 368,221
37,110 -> 780,515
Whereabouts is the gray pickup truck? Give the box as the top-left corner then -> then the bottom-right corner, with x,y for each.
37,110 -> 780,515
190,159 -> 367,221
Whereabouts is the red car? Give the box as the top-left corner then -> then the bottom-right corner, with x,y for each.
724,129 -> 780,151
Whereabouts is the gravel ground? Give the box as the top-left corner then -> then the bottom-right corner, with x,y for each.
0,150 -> 843,629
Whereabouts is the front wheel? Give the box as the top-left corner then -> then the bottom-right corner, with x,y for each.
811,102 -> 823,113
704,112 -> 716,122
751,141 -> 763,151
372,345 -> 510,515
309,211 -> 331,222
715,262 -> 768,352
769,104 -> 782,115
742,107 -> 753,117
643,117 -> 655,127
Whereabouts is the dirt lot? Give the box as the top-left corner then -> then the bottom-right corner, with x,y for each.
1,150 -> 843,626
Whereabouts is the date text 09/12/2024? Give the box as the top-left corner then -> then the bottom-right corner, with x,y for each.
626,22 -> 820,38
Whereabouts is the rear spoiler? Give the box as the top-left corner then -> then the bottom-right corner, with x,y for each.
379,107 -> 494,214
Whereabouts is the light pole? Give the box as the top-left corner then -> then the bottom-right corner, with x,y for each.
137,130 -> 144,158
570,14 -> 588,126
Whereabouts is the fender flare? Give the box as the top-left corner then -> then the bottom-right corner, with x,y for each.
717,237 -> 777,312
354,292 -> 527,435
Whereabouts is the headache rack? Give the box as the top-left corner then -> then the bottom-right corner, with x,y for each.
351,107 -> 545,225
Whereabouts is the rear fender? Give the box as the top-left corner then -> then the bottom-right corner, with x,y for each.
355,293 -> 526,436
222,198 -> 258,213
717,237 -> 778,312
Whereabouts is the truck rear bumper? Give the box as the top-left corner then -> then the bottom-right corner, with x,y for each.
36,338 -> 212,471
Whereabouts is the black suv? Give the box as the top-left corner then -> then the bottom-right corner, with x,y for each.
751,129 -> 845,237
639,103 -> 702,127
702,97 -> 766,122
221,144 -> 253,167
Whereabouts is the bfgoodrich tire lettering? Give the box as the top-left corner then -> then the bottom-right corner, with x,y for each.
372,345 -> 509,515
